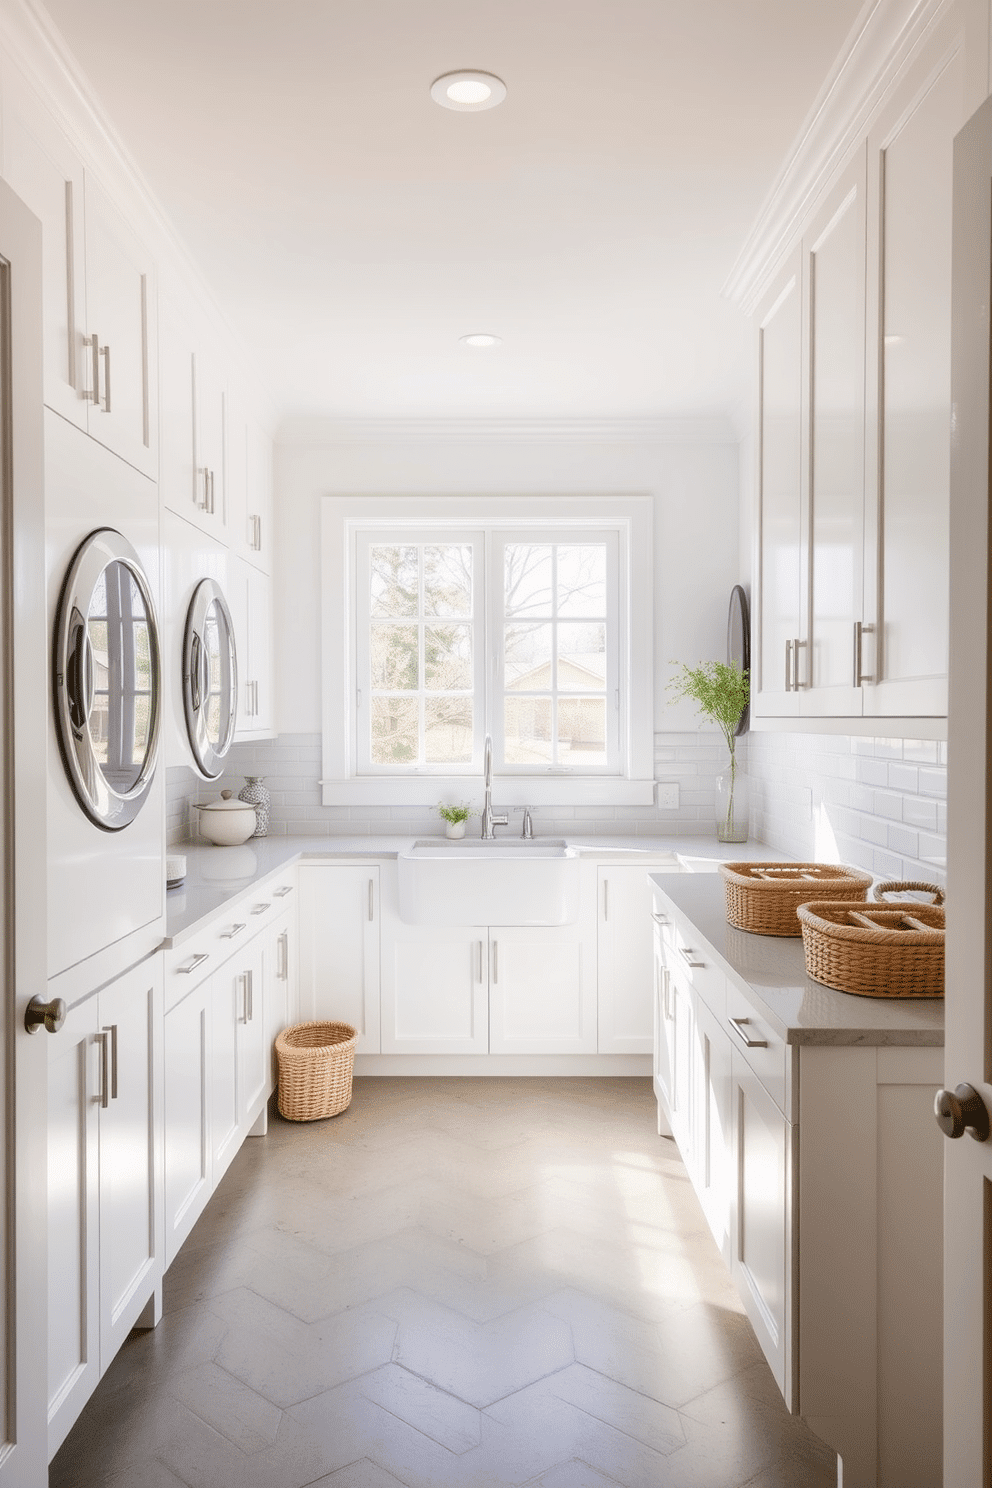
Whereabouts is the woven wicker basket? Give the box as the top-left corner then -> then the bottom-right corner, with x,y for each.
797,900 -> 945,998
719,862 -> 873,936
275,1020 -> 358,1121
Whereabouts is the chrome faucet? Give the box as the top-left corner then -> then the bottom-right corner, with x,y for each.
481,734 -> 508,839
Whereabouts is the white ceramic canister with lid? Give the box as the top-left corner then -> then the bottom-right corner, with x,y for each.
195,789 -> 258,846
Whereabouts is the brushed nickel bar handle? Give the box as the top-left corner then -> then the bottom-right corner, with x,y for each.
251,902 -> 271,916
100,343 -> 111,413
274,885 -> 293,898
247,970 -> 253,1022
785,638 -> 793,692
729,1015 -> 768,1049
678,945 -> 706,968
603,879 -> 609,921
854,620 -> 875,685
368,879 -> 374,921
492,940 -> 498,984
89,332 -> 101,404
220,923 -> 246,940
105,1023 -> 119,1100
278,931 -> 288,981
179,952 -> 210,973
97,1030 -> 110,1109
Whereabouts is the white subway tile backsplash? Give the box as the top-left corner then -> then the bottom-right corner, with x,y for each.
749,730 -> 947,887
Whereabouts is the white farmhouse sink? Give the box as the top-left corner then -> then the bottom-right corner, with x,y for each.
397,838 -> 580,926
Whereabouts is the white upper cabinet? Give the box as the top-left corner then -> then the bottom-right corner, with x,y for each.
752,18 -> 969,728
159,299 -> 228,540
805,157 -> 867,716
228,399 -> 274,574
0,65 -> 156,479
863,42 -> 964,718
754,252 -> 803,717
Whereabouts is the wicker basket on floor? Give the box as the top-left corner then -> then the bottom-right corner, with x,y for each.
719,862 -> 873,936
797,900 -> 945,998
275,1020 -> 358,1121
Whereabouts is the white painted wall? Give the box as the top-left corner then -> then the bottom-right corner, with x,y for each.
272,420 -> 743,737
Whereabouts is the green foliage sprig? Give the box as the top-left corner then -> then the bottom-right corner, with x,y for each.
436,800 -> 475,824
667,660 -> 749,759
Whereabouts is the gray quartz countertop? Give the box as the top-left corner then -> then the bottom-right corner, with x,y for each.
162,834 -> 779,947
649,871 -> 944,1048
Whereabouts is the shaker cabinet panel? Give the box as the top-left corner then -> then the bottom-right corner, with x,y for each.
81,176 -> 157,480
488,921 -> 597,1055
805,161 -> 867,715
381,922 -> 488,1055
299,866 -> 380,1053
597,867 -> 655,1054
755,253 -> 804,717
863,44 -> 964,718
163,983 -> 211,1267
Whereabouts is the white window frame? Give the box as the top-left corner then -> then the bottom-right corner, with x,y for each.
320,495 -> 654,806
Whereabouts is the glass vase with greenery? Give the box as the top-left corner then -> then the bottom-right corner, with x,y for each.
668,660 -> 751,842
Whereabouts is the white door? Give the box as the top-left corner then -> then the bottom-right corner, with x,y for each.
1,179 -> 52,1483
488,923 -> 597,1054
597,866 -> 655,1053
944,91 -> 992,1484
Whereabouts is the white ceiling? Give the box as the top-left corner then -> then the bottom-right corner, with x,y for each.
39,0 -> 865,423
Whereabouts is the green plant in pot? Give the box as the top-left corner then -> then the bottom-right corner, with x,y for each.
436,801 -> 475,838
668,660 -> 751,842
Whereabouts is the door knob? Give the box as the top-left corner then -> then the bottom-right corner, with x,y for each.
934,1083 -> 990,1142
24,995 -> 67,1035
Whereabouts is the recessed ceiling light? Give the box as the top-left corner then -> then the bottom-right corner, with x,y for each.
431,71 -> 507,112
460,333 -> 502,348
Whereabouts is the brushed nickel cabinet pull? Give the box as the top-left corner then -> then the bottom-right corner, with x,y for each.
179,952 -> 210,973
729,1015 -> 768,1050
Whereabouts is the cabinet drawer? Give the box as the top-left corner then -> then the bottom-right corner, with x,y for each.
165,914 -> 246,1009
724,980 -> 790,1117
243,876 -> 296,936
667,920 -> 726,1021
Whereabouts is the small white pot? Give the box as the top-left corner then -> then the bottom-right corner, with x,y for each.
445,820 -> 466,839
195,789 -> 258,846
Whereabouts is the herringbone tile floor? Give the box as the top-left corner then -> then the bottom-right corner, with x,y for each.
50,1078 -> 837,1488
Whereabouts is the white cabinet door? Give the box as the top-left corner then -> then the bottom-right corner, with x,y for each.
380,920 -> 488,1055
299,866 -> 380,1052
692,996 -> 734,1266
653,928 -> 674,1128
231,559 -> 274,738
210,967 -> 241,1181
82,176 -> 156,479
234,937 -> 268,1127
0,63 -> 88,430
597,866 -> 655,1054
98,965 -> 161,1366
47,958 -> 163,1457
488,922 -> 597,1055
754,249 -> 804,717
731,1048 -> 794,1406
668,965 -> 695,1161
47,998 -> 100,1457
803,154 -> 867,717
863,42 -> 964,718
163,982 -> 211,1267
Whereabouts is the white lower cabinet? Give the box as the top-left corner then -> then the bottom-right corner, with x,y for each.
597,865 -> 657,1052
730,1048 -> 793,1401
488,916 -> 598,1054
299,865 -> 380,1050
48,955 -> 163,1457
381,920 -> 488,1054
163,978 -> 211,1266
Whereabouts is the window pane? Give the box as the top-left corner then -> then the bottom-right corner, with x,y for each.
371,545 -> 418,616
424,545 -> 472,617
504,623 -> 552,691
371,623 -> 419,689
505,544 -> 553,617
557,544 -> 607,616
505,696 -> 553,763
371,697 -> 418,763
558,623 -> 606,691
425,698 -> 473,763
425,624 -> 472,690
558,697 -> 606,764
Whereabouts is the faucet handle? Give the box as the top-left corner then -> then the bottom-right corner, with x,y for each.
515,806 -> 534,839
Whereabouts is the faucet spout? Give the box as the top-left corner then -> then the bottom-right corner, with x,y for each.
481,734 -> 508,839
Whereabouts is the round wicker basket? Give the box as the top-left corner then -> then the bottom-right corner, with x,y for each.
275,1020 -> 358,1121
797,900 -> 945,998
719,861 -> 873,936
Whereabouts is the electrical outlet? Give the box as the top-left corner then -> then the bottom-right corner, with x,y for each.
655,783 -> 679,810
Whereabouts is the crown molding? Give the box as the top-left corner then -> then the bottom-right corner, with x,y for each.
723,0 -> 953,316
275,415 -> 742,446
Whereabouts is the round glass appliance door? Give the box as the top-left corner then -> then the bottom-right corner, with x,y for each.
182,578 -> 238,779
53,528 -> 162,830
